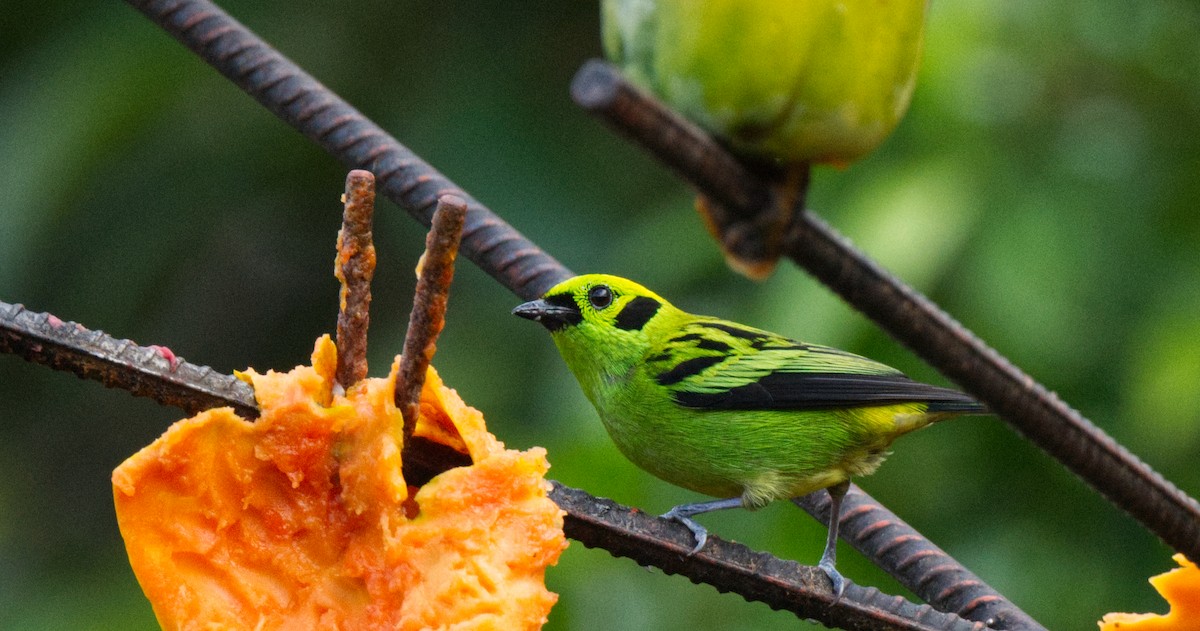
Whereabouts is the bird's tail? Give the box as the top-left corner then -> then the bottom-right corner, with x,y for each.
893,398 -> 988,436
926,399 -> 990,415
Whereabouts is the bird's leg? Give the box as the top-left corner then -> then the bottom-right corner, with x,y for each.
814,480 -> 850,599
661,497 -> 744,555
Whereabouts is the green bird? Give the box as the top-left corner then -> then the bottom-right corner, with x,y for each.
514,274 -> 984,595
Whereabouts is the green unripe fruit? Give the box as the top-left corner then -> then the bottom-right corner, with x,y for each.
602,0 -> 928,166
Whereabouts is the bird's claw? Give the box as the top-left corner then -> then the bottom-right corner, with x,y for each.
818,559 -> 847,602
661,508 -> 709,555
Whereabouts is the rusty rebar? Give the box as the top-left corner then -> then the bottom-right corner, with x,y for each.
570,58 -> 1200,567
0,301 -> 470,487
335,169 -> 377,388
794,485 -> 1042,630
553,483 -> 987,631
0,301 -> 256,417
398,195 -> 467,444
570,59 -> 770,217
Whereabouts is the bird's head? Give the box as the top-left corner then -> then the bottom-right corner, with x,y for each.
513,274 -> 676,383
513,274 -> 670,335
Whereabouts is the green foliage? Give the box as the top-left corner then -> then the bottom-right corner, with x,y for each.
1,1 -> 1198,629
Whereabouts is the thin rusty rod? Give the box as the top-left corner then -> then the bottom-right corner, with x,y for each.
398,195 -> 467,444
123,0 -> 567,301
570,59 -> 769,219
570,58 -> 1200,565
335,169 -> 377,388
795,485 -> 1043,631
2,299 -> 986,630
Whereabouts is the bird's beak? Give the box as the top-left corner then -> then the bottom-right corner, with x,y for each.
512,299 -> 578,331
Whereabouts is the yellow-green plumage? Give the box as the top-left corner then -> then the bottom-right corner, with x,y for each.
515,274 -> 983,594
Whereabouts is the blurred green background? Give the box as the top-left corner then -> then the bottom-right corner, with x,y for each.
2,1 -> 1199,629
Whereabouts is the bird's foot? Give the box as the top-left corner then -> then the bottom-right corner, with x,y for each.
660,497 -> 743,555
660,507 -> 709,555
818,559 -> 847,602
814,479 -> 851,602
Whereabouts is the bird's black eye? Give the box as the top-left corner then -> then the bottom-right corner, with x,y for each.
587,285 -> 613,310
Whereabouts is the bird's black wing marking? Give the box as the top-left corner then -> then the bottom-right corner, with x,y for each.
655,356 -> 726,386
673,371 -> 985,412
694,321 -> 771,341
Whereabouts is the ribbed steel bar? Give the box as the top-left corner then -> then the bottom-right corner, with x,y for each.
398,195 -> 466,444
554,483 -> 987,631
334,169 -> 377,389
2,298 -> 983,630
0,300 -> 469,487
795,486 -> 1041,630
124,0 -> 566,301
1,301 -> 256,417
570,58 -> 1200,566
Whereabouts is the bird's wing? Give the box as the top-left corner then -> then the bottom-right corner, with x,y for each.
648,319 -> 982,412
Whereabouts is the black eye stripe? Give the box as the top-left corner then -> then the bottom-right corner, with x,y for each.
544,293 -> 581,312
536,293 -> 583,330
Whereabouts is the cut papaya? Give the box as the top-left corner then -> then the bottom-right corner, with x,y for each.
113,336 -> 566,630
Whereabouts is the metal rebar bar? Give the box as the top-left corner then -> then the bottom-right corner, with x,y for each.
398,195 -> 466,444
794,485 -> 1041,630
0,300 -> 470,487
0,300 -> 256,417
553,482 -> 988,631
125,0 -> 567,301
570,58 -> 1200,568
335,169 -> 377,389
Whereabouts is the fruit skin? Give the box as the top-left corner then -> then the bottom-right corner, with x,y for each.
602,0 -> 929,167
602,0 -> 930,280
514,274 -> 982,593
